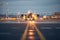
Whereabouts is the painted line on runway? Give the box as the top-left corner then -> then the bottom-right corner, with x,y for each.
20,23 -> 29,40
31,22 -> 46,40
35,26 -> 46,40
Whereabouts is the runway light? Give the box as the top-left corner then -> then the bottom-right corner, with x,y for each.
27,21 -> 35,29
29,30 -> 35,32
32,14 -> 37,20
32,21 -> 35,23
28,21 -> 35,25
43,16 -> 47,18
32,14 -> 35,17
28,36 -> 34,39
34,16 -> 37,20
28,32 -> 34,35
40,18 -> 43,20
23,15 -> 26,20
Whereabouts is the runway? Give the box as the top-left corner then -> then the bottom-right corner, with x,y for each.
0,22 -> 60,40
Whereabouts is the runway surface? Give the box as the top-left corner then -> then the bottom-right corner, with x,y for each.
0,22 -> 60,40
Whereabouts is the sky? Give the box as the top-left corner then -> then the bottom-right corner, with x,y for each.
0,0 -> 60,15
